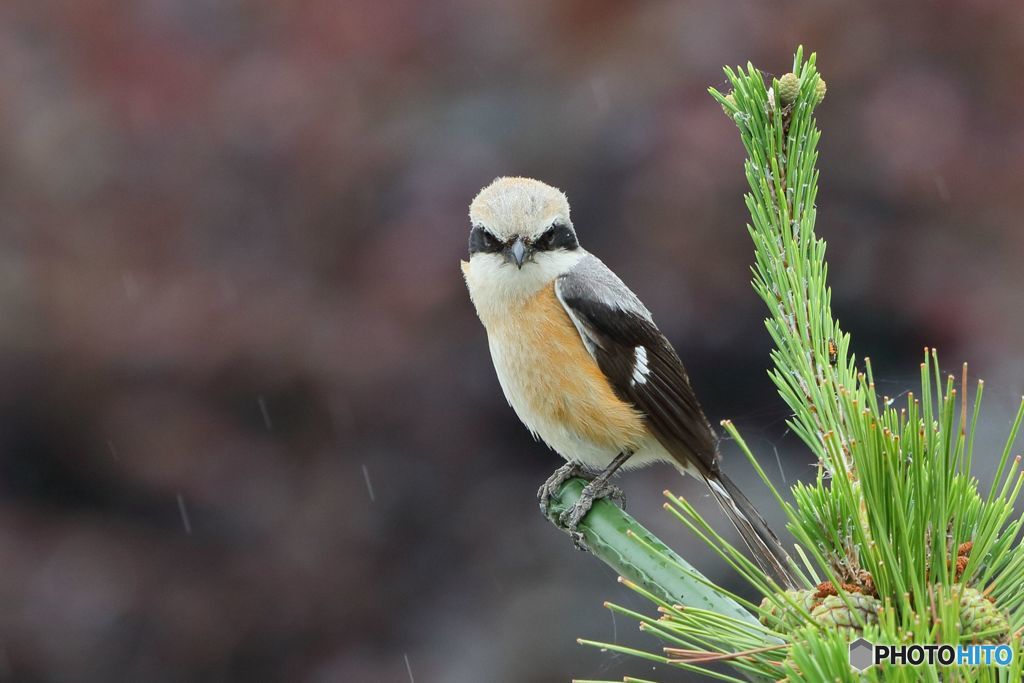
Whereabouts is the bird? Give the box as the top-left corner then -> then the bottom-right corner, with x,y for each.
461,176 -> 796,588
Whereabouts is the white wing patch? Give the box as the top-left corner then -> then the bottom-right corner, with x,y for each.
631,346 -> 650,386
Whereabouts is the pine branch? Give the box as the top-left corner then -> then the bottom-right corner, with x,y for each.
565,48 -> 1024,681
545,477 -> 763,630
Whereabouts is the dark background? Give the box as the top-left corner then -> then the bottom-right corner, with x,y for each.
1,1 -> 1024,681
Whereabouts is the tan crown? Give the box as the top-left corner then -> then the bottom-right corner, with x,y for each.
469,177 -> 572,241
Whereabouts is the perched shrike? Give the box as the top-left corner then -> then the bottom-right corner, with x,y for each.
462,176 -> 794,586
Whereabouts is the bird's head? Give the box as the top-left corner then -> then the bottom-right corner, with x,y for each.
465,177 -> 583,296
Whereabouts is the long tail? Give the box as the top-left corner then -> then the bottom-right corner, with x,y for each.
703,471 -> 798,589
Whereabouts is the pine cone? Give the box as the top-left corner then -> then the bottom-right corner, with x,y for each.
955,555 -> 969,580
777,73 -> 800,105
810,594 -> 881,633
813,580 -> 837,599
814,78 -> 827,105
759,589 -> 818,631
959,587 -> 1009,644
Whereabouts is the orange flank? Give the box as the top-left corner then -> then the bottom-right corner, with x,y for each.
489,281 -> 646,450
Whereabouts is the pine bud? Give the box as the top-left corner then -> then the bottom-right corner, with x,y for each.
721,92 -> 737,117
777,73 -> 800,105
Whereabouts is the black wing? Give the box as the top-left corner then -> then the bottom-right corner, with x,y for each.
556,280 -> 720,475
557,259 -> 798,588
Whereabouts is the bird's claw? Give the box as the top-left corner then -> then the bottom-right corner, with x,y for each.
556,478 -> 626,551
558,503 -> 590,550
537,462 -> 591,518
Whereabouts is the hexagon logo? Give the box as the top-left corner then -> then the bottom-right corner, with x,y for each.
848,637 -> 874,672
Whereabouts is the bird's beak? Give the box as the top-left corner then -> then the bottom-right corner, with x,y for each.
506,237 -> 528,269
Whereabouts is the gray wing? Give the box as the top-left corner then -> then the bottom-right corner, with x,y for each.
555,254 -> 719,473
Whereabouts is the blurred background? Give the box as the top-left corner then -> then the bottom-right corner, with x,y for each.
1,1 -> 1023,681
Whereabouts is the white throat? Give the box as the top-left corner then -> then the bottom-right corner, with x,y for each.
463,248 -> 586,324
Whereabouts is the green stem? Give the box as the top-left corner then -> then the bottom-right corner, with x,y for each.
545,477 -> 762,629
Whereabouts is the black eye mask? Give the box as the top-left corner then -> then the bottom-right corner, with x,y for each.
533,223 -> 578,251
469,222 -> 578,256
468,226 -> 502,255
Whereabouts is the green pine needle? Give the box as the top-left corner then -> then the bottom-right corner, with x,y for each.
573,47 -> 1024,681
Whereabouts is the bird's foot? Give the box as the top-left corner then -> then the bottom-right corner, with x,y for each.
557,478 -> 626,551
537,462 -> 592,518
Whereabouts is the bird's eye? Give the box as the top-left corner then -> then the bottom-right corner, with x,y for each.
469,226 -> 502,254
535,223 -> 578,251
